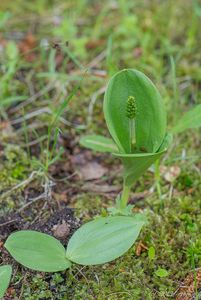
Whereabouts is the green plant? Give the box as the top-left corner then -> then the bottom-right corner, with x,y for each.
82,68 -> 201,202
81,69 -> 171,211
4,68 -> 201,279
4,69 -> 168,275
0,265 -> 12,299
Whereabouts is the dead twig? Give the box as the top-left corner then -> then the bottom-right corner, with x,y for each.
0,219 -> 18,227
17,193 -> 46,213
0,171 -> 40,202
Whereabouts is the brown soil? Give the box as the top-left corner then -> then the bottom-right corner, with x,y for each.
0,206 -> 80,244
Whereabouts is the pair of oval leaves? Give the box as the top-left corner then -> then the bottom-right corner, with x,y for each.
5,214 -> 146,272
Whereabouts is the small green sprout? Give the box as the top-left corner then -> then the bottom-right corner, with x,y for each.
126,96 -> 137,152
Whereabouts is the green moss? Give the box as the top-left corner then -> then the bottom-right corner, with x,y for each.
73,193 -> 104,220
0,144 -> 29,184
0,144 -> 29,211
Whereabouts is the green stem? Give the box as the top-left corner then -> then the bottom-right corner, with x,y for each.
130,118 -> 136,152
120,184 -> 131,208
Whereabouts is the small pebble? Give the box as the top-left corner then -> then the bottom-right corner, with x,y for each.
52,220 -> 70,240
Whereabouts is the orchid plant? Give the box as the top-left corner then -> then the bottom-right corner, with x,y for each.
81,69 -> 171,213
3,69 -> 201,294
5,69 -> 156,276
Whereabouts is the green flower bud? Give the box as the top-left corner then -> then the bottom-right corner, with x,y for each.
126,96 -> 137,119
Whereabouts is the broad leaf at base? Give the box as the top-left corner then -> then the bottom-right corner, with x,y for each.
66,215 -> 146,265
5,231 -> 71,272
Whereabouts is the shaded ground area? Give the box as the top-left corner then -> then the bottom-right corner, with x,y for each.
0,0 -> 201,299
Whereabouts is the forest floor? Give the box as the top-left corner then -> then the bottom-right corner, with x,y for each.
0,0 -> 201,299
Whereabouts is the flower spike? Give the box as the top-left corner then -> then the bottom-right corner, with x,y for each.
126,96 -> 137,119
126,96 -> 137,152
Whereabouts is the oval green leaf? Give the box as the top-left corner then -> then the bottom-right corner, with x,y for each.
5,231 -> 71,272
104,69 -> 166,153
80,135 -> 118,153
66,215 -> 146,265
0,265 -> 12,299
